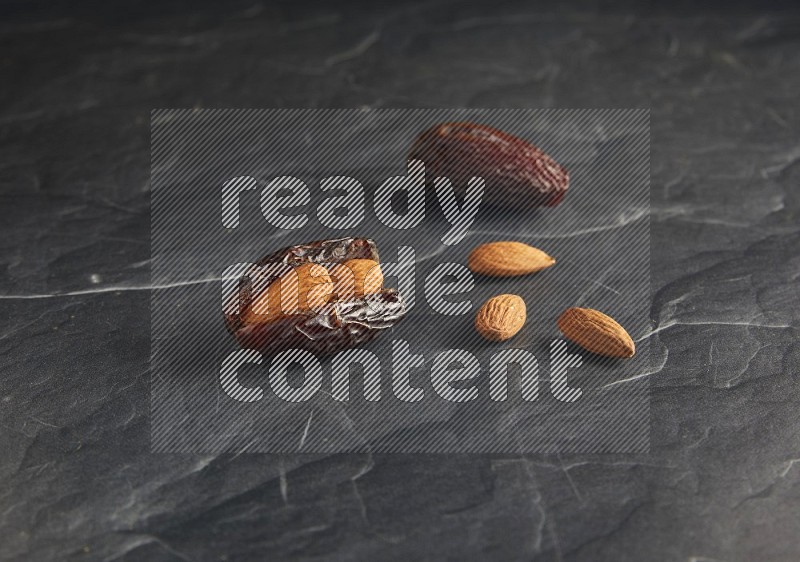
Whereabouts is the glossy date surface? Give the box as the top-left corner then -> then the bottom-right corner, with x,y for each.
224,237 -> 406,355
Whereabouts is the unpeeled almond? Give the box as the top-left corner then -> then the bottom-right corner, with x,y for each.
244,263 -> 333,324
329,258 -> 384,300
557,307 -> 635,358
475,294 -> 526,342
468,241 -> 555,277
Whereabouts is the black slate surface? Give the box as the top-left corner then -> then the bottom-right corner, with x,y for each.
1,1 -> 799,561
150,108 -> 651,454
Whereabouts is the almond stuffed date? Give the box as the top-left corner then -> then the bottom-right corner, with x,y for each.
408,121 -> 569,208
224,237 -> 405,355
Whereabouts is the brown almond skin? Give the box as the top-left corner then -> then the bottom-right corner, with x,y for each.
557,307 -> 635,358
244,263 -> 333,324
408,122 -> 569,208
468,241 -> 555,277
475,294 -> 527,342
329,259 -> 383,299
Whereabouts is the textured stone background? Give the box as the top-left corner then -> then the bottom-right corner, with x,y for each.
1,1 -> 799,560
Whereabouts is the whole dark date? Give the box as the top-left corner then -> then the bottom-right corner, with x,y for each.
408,121 -> 569,208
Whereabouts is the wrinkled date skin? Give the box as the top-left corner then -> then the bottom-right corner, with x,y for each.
409,121 -> 569,208
224,237 -> 406,356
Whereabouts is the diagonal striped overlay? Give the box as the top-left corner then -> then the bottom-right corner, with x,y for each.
151,109 -> 650,453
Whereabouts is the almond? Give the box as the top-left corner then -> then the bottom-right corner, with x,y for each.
329,258 -> 384,299
244,263 -> 333,323
468,241 -> 555,277
557,307 -> 635,358
475,294 -> 526,342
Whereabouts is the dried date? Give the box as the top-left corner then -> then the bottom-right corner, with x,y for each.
408,121 -> 569,208
224,237 -> 406,355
